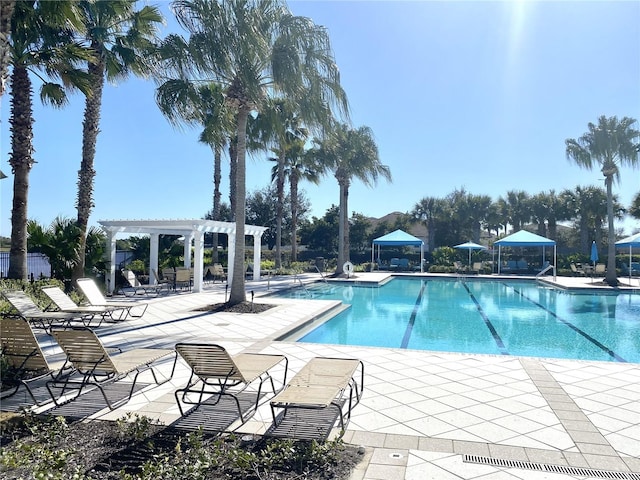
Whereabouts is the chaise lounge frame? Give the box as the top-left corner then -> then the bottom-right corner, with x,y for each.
0,317 -> 73,406
47,327 -> 175,410
1,290 -> 86,332
174,343 -> 288,424
269,357 -> 364,438
76,278 -> 148,320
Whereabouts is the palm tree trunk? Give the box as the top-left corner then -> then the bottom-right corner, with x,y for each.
228,107 -> 248,305
7,66 -> 34,280
212,145 -> 222,263
229,135 -> 237,221
605,176 -> 618,285
290,172 -> 298,262
74,58 -> 105,283
337,178 -> 349,274
0,0 -> 15,97
275,151 -> 285,269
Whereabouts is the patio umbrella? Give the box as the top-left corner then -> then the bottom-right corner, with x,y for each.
615,232 -> 640,283
590,241 -> 598,282
590,241 -> 599,268
454,241 -> 487,269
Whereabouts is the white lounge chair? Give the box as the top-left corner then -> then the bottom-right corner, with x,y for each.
76,278 -> 147,320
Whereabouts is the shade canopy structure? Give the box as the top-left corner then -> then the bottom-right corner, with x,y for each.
615,232 -> 640,283
99,219 -> 268,294
372,229 -> 424,272
454,241 -> 487,268
494,230 -> 556,277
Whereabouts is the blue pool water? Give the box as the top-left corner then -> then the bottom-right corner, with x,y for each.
274,278 -> 640,363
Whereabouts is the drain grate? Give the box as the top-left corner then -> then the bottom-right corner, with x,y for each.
463,455 -> 640,479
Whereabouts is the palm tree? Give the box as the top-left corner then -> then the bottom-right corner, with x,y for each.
158,0 -> 348,305
72,0 -> 163,283
250,98 -> 308,269
412,197 -> 446,251
630,192 -> 640,220
502,190 -> 531,232
156,80 -> 234,263
566,115 -> 640,285
6,1 -> 92,280
0,0 -> 15,96
273,139 -> 319,262
312,123 -> 391,275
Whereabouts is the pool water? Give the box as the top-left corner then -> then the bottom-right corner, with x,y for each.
274,278 -> 640,363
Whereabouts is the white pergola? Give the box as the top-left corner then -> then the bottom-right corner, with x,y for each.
99,219 -> 269,294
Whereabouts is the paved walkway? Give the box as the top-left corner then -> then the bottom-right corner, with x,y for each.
24,273 -> 640,479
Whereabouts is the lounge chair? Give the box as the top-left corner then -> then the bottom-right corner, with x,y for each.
204,263 -> 226,283
174,343 -> 288,424
1,290 -> 85,332
269,357 -> 364,439
120,269 -> 167,297
41,286 -> 118,327
471,262 -> 483,274
388,258 -> 401,270
594,263 -> 606,275
152,268 -> 173,290
0,317 -> 73,406
174,267 -> 193,291
47,327 -> 175,410
76,278 -> 147,319
453,261 -> 466,273
570,263 -> 585,276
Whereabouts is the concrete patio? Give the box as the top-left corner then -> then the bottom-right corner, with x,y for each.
12,272 -> 640,479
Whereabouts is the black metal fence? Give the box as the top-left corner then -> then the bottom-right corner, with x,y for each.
0,252 -> 52,279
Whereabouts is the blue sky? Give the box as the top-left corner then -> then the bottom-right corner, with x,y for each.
1,0 -> 639,240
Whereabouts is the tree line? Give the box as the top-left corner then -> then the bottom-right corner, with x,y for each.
1,1 -> 638,300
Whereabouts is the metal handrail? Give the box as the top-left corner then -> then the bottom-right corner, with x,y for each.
536,264 -> 555,278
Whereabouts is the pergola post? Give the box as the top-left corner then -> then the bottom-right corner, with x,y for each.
183,234 -> 193,268
228,232 -> 236,286
149,233 -> 159,285
252,233 -> 262,280
193,231 -> 204,292
107,230 -> 116,295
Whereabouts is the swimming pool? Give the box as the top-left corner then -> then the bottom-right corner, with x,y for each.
274,278 -> 640,363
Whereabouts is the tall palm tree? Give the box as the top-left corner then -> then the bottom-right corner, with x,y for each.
250,98 -> 308,269
312,123 -> 391,275
272,138 -> 319,262
72,0 -> 163,283
0,0 -> 15,96
6,1 -> 92,280
158,0 -> 348,304
566,115 -> 640,285
156,80 -> 234,263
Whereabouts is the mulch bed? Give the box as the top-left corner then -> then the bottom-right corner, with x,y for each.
193,301 -> 275,314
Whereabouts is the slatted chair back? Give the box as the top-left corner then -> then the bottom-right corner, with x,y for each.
122,269 -> 142,287
41,286 -> 79,311
2,290 -> 45,317
213,264 -> 226,279
176,343 -> 247,383
52,328 -> 116,375
0,317 -> 51,373
76,278 -> 109,305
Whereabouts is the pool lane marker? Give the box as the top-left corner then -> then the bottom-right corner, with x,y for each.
462,282 -> 510,355
400,280 -> 427,348
507,283 -> 627,363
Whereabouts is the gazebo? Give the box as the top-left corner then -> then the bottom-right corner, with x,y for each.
372,229 -> 424,272
494,230 -> 556,277
99,219 -> 268,294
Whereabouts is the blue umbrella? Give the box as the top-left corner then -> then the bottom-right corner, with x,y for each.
590,241 -> 599,273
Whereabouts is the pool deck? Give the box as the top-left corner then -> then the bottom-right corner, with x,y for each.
15,272 -> 640,479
